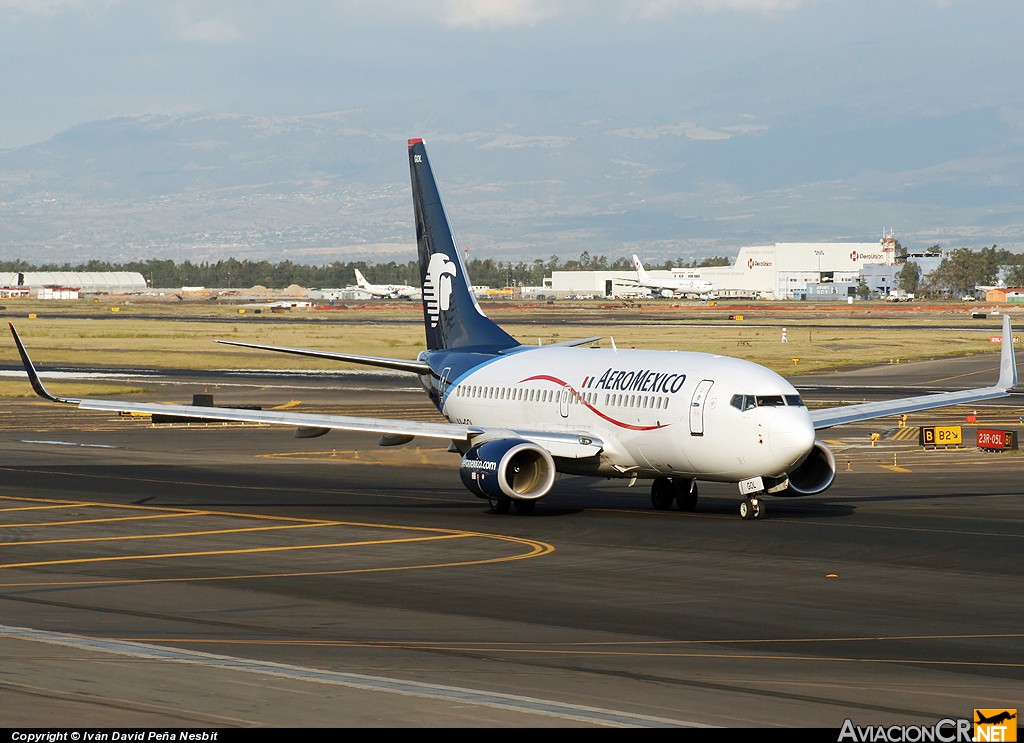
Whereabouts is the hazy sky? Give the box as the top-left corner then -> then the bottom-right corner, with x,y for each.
2,0 -> 1021,150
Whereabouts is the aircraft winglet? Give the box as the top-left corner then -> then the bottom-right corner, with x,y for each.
997,313 -> 1017,390
8,323 -> 80,405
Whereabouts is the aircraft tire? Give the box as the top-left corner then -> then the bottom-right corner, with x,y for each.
675,480 -> 698,511
752,498 -> 764,519
513,500 -> 536,515
489,498 -> 511,514
651,478 -> 675,510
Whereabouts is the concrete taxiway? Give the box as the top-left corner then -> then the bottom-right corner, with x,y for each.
0,355 -> 1021,729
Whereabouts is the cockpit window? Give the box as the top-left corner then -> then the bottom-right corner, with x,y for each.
730,394 -> 756,411
732,393 -> 804,410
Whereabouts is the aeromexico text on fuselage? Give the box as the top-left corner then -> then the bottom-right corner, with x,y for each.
450,365 -> 688,396
583,367 -> 686,394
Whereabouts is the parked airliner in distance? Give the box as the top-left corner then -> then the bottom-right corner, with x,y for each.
9,139 -> 1019,520
354,268 -> 420,300
630,255 -> 716,298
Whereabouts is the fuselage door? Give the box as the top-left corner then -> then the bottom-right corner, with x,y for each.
559,385 -> 571,418
438,366 -> 451,399
689,379 -> 714,436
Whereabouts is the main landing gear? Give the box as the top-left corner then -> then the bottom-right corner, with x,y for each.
739,497 -> 765,520
650,477 -> 698,512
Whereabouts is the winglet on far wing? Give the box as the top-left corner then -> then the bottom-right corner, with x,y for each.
997,312 -> 1018,391
809,313 -> 1018,430
9,323 -> 80,404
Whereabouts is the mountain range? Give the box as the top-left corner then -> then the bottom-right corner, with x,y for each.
2,84 -> 1022,266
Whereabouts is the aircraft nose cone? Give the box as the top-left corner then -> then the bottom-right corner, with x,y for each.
769,411 -> 815,462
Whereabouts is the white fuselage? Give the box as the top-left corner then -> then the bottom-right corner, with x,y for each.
355,270 -> 418,299
362,283 -> 417,299
437,347 -> 815,483
640,276 -> 715,295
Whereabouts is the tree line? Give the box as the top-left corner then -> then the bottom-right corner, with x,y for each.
889,244 -> 1024,298
0,253 -> 732,290
3,244 -> 1020,296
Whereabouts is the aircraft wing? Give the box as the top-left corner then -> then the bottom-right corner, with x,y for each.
72,398 -> 604,459
9,324 -> 604,460
809,314 -> 1018,430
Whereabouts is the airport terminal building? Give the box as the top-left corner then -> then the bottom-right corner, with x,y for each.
539,237 -> 902,300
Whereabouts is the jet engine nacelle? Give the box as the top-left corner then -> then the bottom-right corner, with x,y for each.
777,440 -> 837,497
459,439 -> 556,501
660,289 -> 674,298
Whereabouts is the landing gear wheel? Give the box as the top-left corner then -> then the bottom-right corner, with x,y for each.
513,500 -> 536,515
651,478 -> 675,510
675,480 -> 698,511
752,498 -> 764,519
740,497 -> 764,520
488,498 -> 511,514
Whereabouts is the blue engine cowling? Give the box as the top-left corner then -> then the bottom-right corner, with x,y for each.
459,439 -> 556,501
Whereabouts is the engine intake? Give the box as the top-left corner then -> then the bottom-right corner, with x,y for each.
778,440 -> 836,497
459,439 -> 556,501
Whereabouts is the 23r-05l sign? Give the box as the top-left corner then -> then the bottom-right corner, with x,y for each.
977,428 -> 1017,451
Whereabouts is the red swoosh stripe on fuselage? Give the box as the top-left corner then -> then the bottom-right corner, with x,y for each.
520,374 -> 668,431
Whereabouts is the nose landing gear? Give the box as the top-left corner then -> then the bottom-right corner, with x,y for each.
739,497 -> 764,520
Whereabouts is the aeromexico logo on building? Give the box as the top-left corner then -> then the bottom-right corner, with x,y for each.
424,252 -> 457,328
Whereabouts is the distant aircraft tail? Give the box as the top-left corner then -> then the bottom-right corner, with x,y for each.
632,254 -> 650,283
354,268 -> 368,287
408,138 -> 519,352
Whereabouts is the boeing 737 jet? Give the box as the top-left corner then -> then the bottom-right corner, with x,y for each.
354,268 -> 419,300
9,139 -> 1019,520
630,255 -> 716,298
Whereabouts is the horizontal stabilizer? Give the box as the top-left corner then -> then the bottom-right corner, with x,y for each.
215,339 -> 431,374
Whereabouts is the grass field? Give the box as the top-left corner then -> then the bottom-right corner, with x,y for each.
0,296 -> 1017,398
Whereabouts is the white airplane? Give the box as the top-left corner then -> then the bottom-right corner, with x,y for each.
630,255 -> 715,298
8,138 -> 1019,520
354,268 -> 419,300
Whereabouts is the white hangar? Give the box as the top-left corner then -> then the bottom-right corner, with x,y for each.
0,272 -> 148,296
540,238 -> 899,300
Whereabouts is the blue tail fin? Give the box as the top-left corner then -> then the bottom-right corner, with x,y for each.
408,138 -> 519,352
